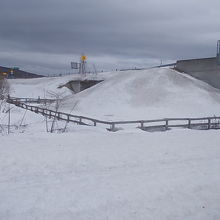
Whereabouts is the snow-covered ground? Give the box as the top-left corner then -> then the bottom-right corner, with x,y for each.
1,127 -> 220,220
8,72 -> 112,98
61,68 -> 220,120
1,67 -> 220,219
9,68 -> 220,121
8,75 -> 73,98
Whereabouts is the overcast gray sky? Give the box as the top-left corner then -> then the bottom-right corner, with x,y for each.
0,0 -> 220,75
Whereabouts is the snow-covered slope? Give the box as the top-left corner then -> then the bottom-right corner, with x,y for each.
61,68 -> 220,120
8,76 -> 72,98
8,72 -> 112,98
8,68 -> 220,120
2,69 -> 220,220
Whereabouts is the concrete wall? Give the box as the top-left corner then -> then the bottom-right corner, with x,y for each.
66,81 -> 81,93
65,80 -> 103,94
176,57 -> 220,89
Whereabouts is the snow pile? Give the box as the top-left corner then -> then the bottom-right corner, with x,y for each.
8,68 -> 220,121
61,68 -> 220,120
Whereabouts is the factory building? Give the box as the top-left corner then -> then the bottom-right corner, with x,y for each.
175,41 -> 220,89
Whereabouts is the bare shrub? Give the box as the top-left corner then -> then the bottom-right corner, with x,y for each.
0,78 -> 10,100
0,78 -> 10,112
0,78 -> 10,134
44,90 -> 66,133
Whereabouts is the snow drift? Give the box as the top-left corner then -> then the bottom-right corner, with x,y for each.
61,68 -> 220,120
8,68 -> 220,121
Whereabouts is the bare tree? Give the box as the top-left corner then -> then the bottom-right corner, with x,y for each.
0,78 -> 10,102
45,90 -> 66,133
0,78 -> 10,133
62,100 -> 79,133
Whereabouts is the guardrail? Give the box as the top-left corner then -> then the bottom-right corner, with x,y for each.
9,96 -> 58,104
6,97 -> 220,132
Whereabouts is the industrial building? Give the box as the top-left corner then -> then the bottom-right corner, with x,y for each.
175,41 -> 220,89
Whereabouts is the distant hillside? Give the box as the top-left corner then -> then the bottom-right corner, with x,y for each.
0,66 -> 44,79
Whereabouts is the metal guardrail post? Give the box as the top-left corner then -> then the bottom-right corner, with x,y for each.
188,119 -> 191,129
110,123 -> 115,131
208,118 -> 211,129
79,117 -> 82,124
140,121 -> 144,129
165,120 -> 168,130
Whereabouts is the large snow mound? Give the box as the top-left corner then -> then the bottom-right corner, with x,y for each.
61,68 -> 220,120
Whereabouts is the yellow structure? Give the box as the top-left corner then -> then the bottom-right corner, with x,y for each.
0,72 -> 7,80
81,55 -> 87,61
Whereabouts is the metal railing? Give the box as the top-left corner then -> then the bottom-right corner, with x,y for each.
7,97 -> 220,132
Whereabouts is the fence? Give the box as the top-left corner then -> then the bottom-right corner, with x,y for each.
9,96 -> 58,104
7,97 -> 220,132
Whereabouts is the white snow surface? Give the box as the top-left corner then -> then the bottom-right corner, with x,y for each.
8,72 -> 111,98
1,127 -> 220,220
9,75 -> 72,98
1,67 -> 220,219
61,68 -> 220,120
9,68 -> 220,120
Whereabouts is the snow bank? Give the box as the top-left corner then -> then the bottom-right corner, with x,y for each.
61,68 -> 220,120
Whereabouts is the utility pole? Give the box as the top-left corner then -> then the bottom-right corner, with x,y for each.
80,55 -> 87,75
71,54 -> 87,75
